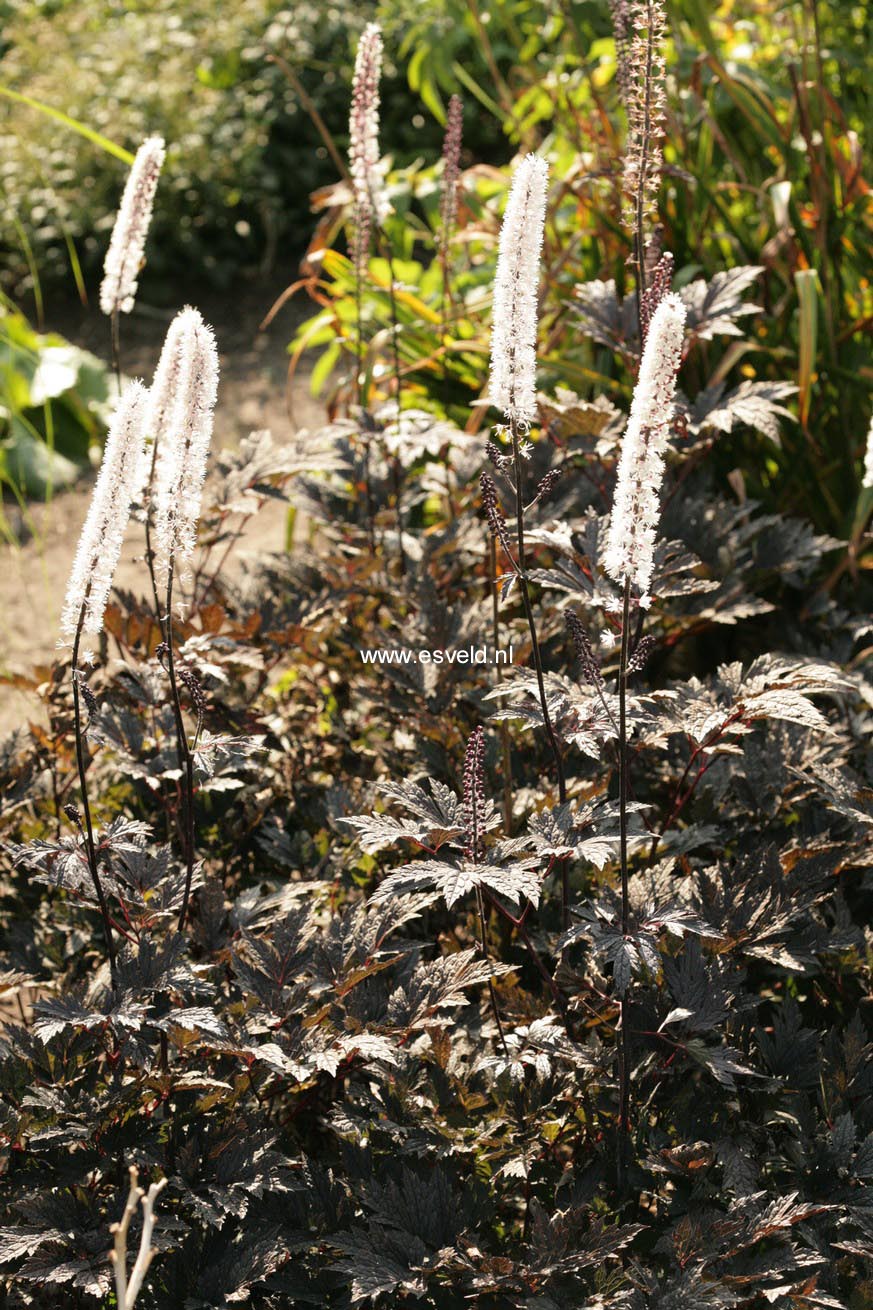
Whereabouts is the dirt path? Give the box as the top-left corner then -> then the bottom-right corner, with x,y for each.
0,273 -> 327,735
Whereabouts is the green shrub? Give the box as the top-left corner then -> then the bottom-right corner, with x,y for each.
0,1 -> 380,295
297,0 -> 873,537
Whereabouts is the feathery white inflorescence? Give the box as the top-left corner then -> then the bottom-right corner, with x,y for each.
139,306 -> 191,496
151,307 -> 219,589
488,153 -> 549,428
604,291 -> 686,598
60,382 -> 149,641
99,136 -> 166,317
349,21 -> 389,277
863,412 -> 873,489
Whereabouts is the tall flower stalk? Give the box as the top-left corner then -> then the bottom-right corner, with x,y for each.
439,94 -> 464,352
486,530 -> 515,833
349,23 -> 385,551
383,261 -> 407,576
619,1 -> 666,321
150,308 -> 219,930
349,22 -> 388,403
609,0 -> 671,1187
437,95 -> 464,512
99,136 -> 165,392
348,22 -> 407,571
463,727 -> 509,1061
603,290 -> 686,1187
60,381 -> 149,986
485,154 -> 570,924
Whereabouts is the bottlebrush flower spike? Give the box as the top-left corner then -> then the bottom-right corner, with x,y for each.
463,726 -> 487,863
151,307 -> 219,587
622,0 -> 667,229
60,382 -> 149,640
439,95 -> 463,268
141,305 -> 193,492
640,249 -> 674,343
99,136 -> 165,317
565,610 -> 604,689
604,291 -> 686,599
608,0 -> 634,107
349,21 -> 389,278
480,471 -> 513,559
863,412 -> 873,489
489,153 -> 549,428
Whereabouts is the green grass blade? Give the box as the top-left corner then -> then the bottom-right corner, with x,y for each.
0,85 -> 135,163
795,269 -> 820,432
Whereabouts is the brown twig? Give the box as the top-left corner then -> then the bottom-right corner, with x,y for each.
70,598 -> 117,989
162,561 -> 196,930
508,415 -> 569,923
267,53 -> 351,183
616,578 -> 632,1192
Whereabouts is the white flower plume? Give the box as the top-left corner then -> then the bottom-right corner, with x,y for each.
99,136 -> 166,317
604,291 -> 686,598
139,305 -> 192,495
863,411 -> 873,489
151,307 -> 219,588
349,21 -> 389,275
60,382 -> 149,641
488,153 -> 549,428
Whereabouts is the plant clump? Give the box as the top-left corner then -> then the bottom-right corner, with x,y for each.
0,10 -> 872,1310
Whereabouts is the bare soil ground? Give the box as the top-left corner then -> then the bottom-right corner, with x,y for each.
0,273 -> 325,735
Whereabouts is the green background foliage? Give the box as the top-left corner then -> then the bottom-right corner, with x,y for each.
0,0 -> 377,293
0,0 -> 870,528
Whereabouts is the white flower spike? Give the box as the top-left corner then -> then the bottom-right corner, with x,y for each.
349,22 -> 390,252
489,153 -> 549,429
604,291 -> 686,599
151,307 -> 219,588
141,305 -> 194,491
60,381 -> 149,641
99,136 -> 166,318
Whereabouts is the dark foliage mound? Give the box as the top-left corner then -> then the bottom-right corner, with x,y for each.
0,356 -> 871,1307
